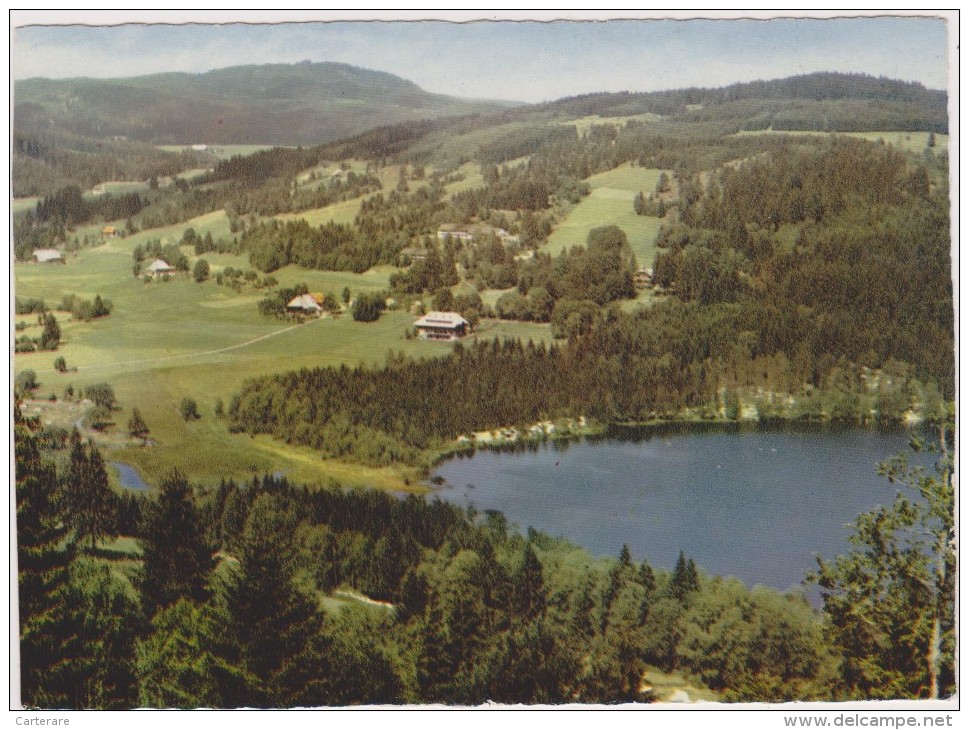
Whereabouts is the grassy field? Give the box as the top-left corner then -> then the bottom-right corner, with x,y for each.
411,121 -> 543,167
619,287 -> 668,312
280,162 -> 408,227
14,229 -> 552,490
732,129 -> 949,155
13,197 -> 39,214
562,112 -> 664,135
546,166 -> 669,268
442,161 -> 486,195
479,287 -> 517,309
93,180 -> 149,195
178,168 -> 213,182
275,198 -> 363,227
157,144 -> 286,160
295,158 -> 370,186
59,209 -> 235,253
279,159 -> 491,229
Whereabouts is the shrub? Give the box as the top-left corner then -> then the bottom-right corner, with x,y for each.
15,369 -> 38,394
351,292 -> 386,323
180,397 -> 200,421
15,335 -> 36,353
85,382 -> 117,410
193,259 -> 210,283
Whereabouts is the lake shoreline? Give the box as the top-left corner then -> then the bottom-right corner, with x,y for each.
108,405 -> 941,493
422,408 -> 935,484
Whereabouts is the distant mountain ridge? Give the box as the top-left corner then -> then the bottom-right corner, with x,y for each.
14,61 -> 517,146
12,68 -> 948,197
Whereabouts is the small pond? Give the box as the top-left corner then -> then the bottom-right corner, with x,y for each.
111,461 -> 151,491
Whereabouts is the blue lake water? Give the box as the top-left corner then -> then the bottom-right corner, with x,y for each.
111,461 -> 150,491
432,424 -> 935,592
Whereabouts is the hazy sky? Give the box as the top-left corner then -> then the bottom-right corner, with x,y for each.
12,12 -> 952,103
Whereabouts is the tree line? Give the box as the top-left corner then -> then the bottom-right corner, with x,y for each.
12,128 -> 205,198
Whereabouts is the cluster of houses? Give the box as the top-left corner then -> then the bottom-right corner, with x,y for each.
436,224 -> 520,246
286,292 -> 469,341
397,224 -> 522,266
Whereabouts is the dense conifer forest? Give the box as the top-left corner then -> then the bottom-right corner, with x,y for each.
16,407 -> 955,706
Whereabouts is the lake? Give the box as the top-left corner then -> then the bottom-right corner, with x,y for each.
432,424 -> 934,592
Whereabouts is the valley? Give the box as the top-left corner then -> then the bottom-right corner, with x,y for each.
13,48 -> 955,709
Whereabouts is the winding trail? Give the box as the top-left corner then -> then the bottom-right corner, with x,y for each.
334,590 -> 395,610
30,317 -> 325,375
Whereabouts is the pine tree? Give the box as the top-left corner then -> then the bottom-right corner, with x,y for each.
664,550 -> 700,603
138,470 -> 213,617
39,312 -> 61,351
571,573 -> 599,640
63,432 -> 116,551
58,560 -> 140,708
127,408 -> 150,445
136,598 -> 249,708
224,493 -> 325,707
601,543 -> 635,631
637,561 -> 657,623
91,294 -> 110,318
515,544 -> 547,622
218,487 -> 248,552
15,408 -> 74,708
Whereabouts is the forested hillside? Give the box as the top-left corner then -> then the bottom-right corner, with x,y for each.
227,135 -> 952,466
518,72 -> 948,133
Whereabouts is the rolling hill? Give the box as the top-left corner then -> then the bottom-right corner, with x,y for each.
14,61 -> 516,146
13,69 -> 947,199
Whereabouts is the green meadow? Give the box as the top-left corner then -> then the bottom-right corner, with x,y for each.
93,181 -> 149,195
294,158 -> 372,187
546,166 -> 668,268
14,228 -> 552,491
562,112 -> 664,135
13,197 -> 39,214
157,144 -> 286,159
278,160 -> 487,229
278,163 -> 409,227
275,198 -> 362,227
732,129 -> 949,155
442,161 -> 486,195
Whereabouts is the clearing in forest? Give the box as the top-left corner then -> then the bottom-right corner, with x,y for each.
546,165 -> 670,268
